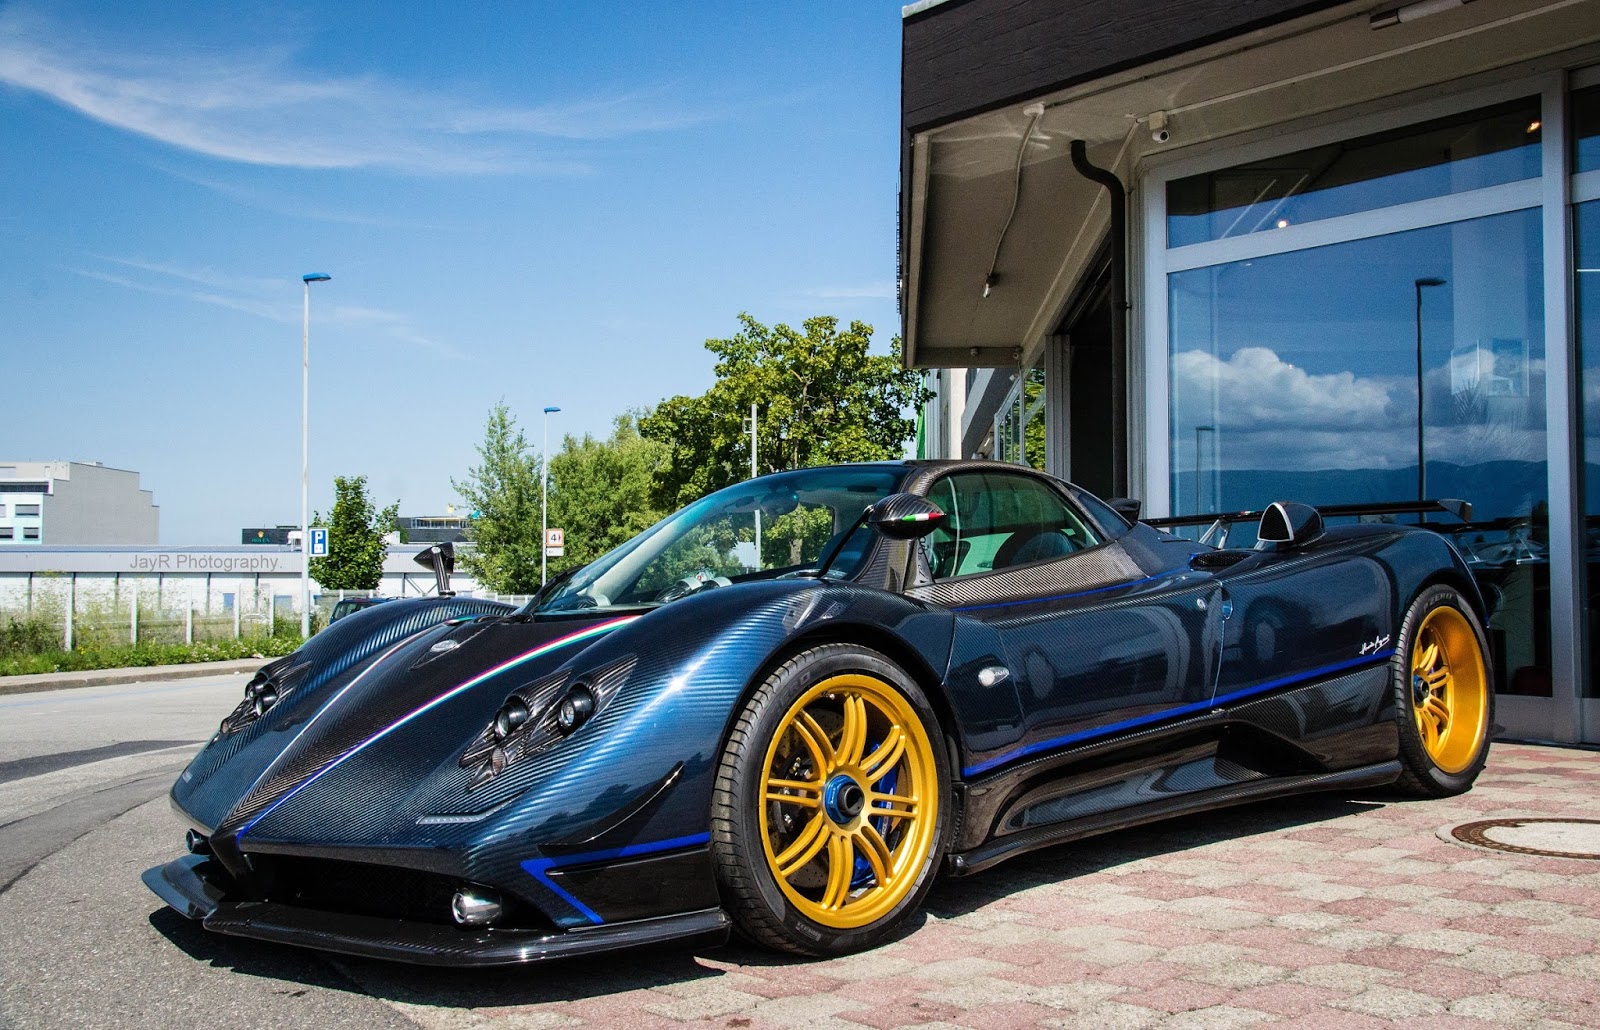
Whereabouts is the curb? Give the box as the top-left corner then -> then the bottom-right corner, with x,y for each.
0,659 -> 265,698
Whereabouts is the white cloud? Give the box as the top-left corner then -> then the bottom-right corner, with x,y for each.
0,8 -> 721,173
71,256 -> 464,359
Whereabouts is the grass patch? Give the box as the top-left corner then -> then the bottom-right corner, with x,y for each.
0,635 -> 302,677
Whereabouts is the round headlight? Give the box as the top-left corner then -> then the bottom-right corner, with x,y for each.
555,686 -> 596,735
493,698 -> 530,741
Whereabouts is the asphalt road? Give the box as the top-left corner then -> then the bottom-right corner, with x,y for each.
0,675 -> 420,1029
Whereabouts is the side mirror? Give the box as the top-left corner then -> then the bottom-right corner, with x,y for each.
414,542 -> 456,596
1256,501 -> 1323,550
867,494 -> 947,540
1105,497 -> 1142,523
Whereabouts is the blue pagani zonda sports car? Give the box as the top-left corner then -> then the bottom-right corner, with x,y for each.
145,460 -> 1492,965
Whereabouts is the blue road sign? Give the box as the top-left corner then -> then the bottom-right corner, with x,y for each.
309,527 -> 329,557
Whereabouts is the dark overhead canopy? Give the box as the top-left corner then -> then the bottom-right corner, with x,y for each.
898,0 -> 1600,369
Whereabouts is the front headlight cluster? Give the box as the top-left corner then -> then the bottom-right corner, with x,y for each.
216,663 -> 309,737
460,654 -> 635,788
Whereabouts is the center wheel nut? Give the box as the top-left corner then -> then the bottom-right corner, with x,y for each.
823,775 -> 866,824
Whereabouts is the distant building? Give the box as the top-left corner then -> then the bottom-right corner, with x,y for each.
0,461 -> 158,546
398,515 -> 472,544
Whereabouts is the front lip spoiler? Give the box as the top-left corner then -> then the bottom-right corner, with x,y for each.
142,855 -> 731,967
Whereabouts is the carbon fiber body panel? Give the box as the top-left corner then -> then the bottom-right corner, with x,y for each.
146,460 -> 1482,965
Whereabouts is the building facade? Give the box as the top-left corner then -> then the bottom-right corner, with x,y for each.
0,461 -> 158,546
900,0 -> 1600,743
398,514 -> 473,544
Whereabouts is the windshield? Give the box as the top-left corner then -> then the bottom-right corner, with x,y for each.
533,465 -> 905,613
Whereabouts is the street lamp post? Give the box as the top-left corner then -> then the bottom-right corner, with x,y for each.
1194,425 -> 1215,514
1414,277 -> 1446,507
300,272 -> 331,638
542,405 -> 560,587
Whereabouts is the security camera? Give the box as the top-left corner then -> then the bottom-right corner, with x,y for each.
1148,111 -> 1170,145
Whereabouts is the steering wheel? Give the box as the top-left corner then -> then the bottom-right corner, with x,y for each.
655,569 -> 731,603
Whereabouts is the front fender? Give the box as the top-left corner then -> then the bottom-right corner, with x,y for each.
442,581 -> 955,906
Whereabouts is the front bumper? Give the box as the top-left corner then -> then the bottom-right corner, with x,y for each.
142,855 -> 731,967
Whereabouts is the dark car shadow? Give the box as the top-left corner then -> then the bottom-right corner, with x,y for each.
146,791 -> 1388,1007
922,792 -> 1385,919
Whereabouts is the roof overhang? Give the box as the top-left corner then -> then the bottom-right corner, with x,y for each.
899,0 -> 1600,369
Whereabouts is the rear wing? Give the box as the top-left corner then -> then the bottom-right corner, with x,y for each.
1145,499 -> 1473,549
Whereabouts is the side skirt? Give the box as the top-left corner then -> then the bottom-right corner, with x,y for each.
945,759 -> 1401,877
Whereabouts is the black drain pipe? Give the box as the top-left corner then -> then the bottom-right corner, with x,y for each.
1069,140 -> 1129,498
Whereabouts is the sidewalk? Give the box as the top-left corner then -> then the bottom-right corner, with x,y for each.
0,659 -> 262,697
337,742 -> 1600,1028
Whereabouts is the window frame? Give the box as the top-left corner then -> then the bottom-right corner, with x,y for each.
1139,64 -> 1591,743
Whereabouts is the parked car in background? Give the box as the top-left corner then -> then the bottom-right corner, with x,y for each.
329,595 -> 397,623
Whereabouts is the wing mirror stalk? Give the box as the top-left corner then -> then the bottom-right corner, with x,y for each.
813,494 -> 946,580
414,542 -> 456,596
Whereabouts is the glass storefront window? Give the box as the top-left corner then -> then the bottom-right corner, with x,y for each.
1577,200 -> 1600,697
1167,98 -> 1542,248
1575,85 -> 1600,173
1170,208 -> 1549,696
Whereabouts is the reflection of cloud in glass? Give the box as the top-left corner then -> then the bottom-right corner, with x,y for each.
1174,346 -> 1392,431
1174,345 -> 1547,471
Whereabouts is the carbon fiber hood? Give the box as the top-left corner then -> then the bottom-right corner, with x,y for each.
174,610 -> 619,849
172,596 -> 514,831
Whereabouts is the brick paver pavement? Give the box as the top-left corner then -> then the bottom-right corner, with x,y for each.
341,743 -> 1600,1029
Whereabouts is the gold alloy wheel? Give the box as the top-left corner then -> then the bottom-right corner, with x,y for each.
758,673 -> 939,930
1410,606 -> 1489,775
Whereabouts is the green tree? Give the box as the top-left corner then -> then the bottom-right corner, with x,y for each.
545,411 -> 669,576
308,475 -> 399,590
640,313 -> 931,508
453,402 -> 544,594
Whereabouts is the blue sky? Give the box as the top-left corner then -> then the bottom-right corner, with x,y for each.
1,1 -> 905,542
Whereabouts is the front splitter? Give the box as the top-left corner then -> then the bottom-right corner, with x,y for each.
142,855 -> 731,967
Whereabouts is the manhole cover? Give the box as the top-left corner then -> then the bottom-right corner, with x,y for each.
1447,818 -> 1600,859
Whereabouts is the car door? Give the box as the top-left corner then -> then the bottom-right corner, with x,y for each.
919,471 -> 1223,773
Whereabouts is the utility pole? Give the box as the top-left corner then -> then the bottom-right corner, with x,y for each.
750,402 -> 761,568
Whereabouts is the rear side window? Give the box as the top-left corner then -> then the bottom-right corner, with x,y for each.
924,472 -> 1103,578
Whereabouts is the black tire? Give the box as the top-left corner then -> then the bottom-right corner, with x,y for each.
1391,585 -> 1494,798
710,644 -> 950,956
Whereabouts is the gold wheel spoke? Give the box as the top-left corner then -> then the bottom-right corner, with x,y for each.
774,814 -> 829,878
1424,668 -> 1450,692
1424,696 -> 1450,731
822,833 -> 853,909
836,694 -> 868,766
765,789 -> 820,808
1416,711 -> 1439,750
856,823 -> 893,888
1415,640 -> 1439,673
862,726 -> 907,782
793,711 -> 834,770
867,790 -> 918,820
767,776 -> 822,793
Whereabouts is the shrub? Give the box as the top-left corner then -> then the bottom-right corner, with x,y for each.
0,635 -> 303,677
